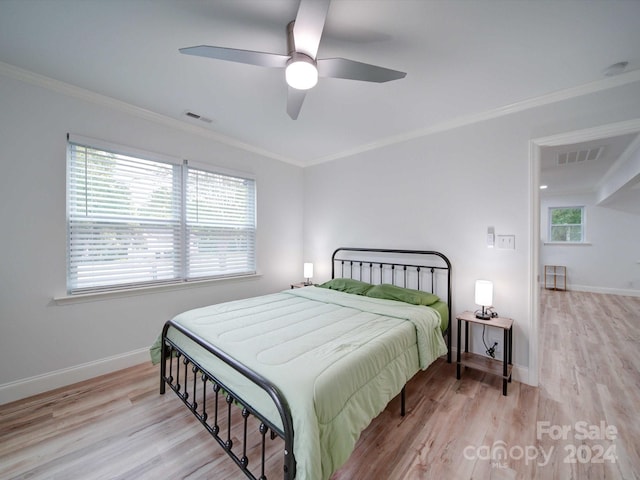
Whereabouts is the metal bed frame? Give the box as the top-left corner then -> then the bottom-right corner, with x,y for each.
160,247 -> 452,480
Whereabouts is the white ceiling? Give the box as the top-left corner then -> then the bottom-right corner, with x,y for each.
540,132 -> 640,195
1,0 -> 639,172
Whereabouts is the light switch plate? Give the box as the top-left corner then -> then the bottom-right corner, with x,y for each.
496,235 -> 515,249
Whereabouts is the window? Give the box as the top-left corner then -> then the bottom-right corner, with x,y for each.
548,206 -> 584,243
67,137 -> 256,294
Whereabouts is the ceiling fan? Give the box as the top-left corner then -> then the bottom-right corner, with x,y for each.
179,0 -> 406,120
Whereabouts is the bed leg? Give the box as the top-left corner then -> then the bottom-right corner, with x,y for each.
160,322 -> 173,395
160,338 -> 166,395
160,367 -> 166,394
400,386 -> 406,417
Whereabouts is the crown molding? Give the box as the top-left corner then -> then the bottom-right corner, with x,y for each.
533,117 -> 640,147
0,61 -> 303,167
307,69 -> 640,166
2,60 -> 639,169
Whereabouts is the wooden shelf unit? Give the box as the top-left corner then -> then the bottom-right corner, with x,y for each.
544,265 -> 566,290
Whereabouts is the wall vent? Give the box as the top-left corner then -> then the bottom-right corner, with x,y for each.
557,146 -> 603,166
184,111 -> 213,124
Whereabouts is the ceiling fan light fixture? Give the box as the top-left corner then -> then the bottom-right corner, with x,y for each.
286,53 -> 318,90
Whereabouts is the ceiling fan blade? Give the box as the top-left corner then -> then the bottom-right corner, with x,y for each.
287,87 -> 307,120
292,0 -> 330,58
179,45 -> 290,69
317,57 -> 406,82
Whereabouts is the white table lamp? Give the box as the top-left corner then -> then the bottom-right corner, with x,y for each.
303,263 -> 313,285
475,280 -> 493,320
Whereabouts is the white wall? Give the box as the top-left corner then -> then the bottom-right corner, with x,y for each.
0,72 -> 304,403
541,192 -> 640,295
303,80 -> 640,384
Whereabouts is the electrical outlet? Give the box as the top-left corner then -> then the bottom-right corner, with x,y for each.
496,235 -> 515,250
488,332 -> 502,356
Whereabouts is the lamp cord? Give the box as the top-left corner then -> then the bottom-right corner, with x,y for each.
478,307 -> 499,358
482,325 -> 497,358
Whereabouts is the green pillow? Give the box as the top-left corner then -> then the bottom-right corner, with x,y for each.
318,278 -> 374,295
365,283 -> 439,306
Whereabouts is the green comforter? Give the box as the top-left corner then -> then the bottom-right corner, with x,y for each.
160,286 -> 447,480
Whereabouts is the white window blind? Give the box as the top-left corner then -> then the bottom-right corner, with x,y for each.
67,138 -> 256,293
186,168 -> 256,279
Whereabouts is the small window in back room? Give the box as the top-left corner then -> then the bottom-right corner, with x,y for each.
548,206 -> 585,243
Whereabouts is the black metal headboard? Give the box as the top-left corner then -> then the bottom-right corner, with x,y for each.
331,247 -> 452,362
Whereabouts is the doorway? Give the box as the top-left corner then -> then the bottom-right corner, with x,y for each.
529,118 -> 640,386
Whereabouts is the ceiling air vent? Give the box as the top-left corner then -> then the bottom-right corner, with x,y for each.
184,111 -> 213,124
557,146 -> 603,166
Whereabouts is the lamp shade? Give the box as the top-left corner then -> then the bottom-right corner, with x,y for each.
474,280 -> 493,307
303,263 -> 314,279
286,53 -> 318,90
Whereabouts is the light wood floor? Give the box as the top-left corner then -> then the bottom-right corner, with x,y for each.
1,290 -> 639,479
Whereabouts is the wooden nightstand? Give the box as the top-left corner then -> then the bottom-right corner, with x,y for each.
290,282 -> 313,289
456,311 -> 513,395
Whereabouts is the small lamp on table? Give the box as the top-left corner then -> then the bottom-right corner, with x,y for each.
303,263 -> 314,286
474,280 -> 493,320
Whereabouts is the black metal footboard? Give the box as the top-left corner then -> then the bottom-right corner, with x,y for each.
160,320 -> 296,480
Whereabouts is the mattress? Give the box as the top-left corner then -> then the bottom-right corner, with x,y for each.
164,286 -> 448,480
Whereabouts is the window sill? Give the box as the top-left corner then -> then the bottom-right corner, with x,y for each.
543,242 -> 592,246
53,273 -> 263,305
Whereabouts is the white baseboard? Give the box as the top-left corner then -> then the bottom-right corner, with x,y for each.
539,282 -> 640,297
568,284 -> 640,297
512,364 -> 530,386
0,348 -> 150,405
